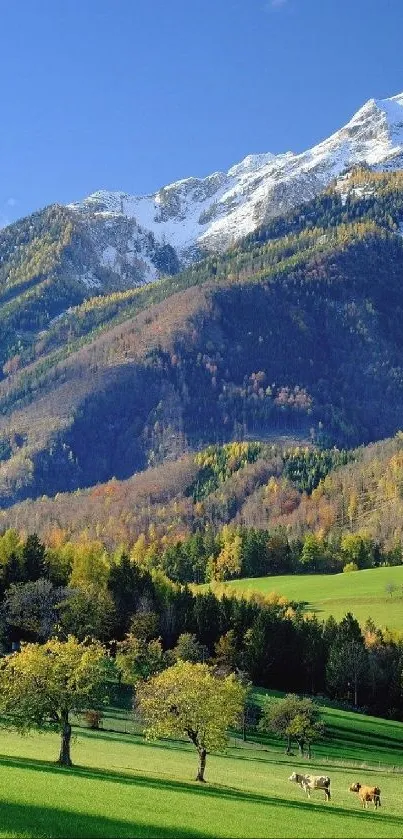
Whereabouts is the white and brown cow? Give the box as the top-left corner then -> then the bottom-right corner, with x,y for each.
289,772 -> 331,801
349,782 -> 381,809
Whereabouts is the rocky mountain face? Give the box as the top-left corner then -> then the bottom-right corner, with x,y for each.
70,93 -> 403,264
66,212 -> 181,291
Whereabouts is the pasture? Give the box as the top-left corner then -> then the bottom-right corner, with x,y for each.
221,565 -> 403,629
0,699 -> 402,838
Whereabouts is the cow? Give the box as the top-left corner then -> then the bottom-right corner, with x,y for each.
349,782 -> 381,809
288,772 -> 331,801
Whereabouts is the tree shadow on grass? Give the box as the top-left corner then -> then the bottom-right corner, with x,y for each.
76,727 -> 190,751
0,753 -> 402,831
0,799 -> 207,839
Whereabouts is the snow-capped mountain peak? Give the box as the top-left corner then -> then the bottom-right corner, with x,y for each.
69,91 -> 403,278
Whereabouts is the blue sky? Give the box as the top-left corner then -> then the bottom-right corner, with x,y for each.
1,0 -> 403,226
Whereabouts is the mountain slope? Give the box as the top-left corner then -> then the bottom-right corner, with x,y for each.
3,428 -> 403,565
0,169 -> 403,506
70,93 -> 403,258
0,441 -> 348,550
0,204 -> 179,374
1,91 -> 403,382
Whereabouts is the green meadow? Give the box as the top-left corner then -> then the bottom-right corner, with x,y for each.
0,698 -> 402,839
2,568 -> 403,838
221,565 -> 403,629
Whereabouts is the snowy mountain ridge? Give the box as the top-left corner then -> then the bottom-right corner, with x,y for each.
69,92 -> 403,279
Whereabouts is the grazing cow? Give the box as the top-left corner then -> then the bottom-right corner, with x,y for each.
288,772 -> 331,801
349,782 -> 381,809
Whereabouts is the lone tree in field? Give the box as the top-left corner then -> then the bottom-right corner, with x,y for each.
0,636 -> 110,766
136,660 -> 246,782
260,694 -> 325,758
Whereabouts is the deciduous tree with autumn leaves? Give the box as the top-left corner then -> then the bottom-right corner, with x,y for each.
137,660 -> 246,781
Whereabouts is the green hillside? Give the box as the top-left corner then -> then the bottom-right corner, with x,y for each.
220,566 -> 403,629
0,698 -> 402,838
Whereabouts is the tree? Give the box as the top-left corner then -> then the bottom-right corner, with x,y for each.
3,578 -> 72,642
173,633 -> 207,663
242,696 -> 262,742
213,527 -> 242,581
299,614 -> 327,695
0,636 -> 110,766
129,608 -> 159,641
230,670 -> 256,743
260,694 -> 325,757
22,533 -> 46,582
161,543 -> 195,584
341,534 -> 374,570
216,533 -> 243,581
193,591 -> 222,651
326,613 -> 368,707
58,586 -> 116,641
300,534 -> 325,572
287,708 -> 325,758
136,660 -> 246,781
214,630 -> 238,671
1,551 -> 24,592
107,553 -> 145,638
0,529 -> 24,592
69,541 -> 109,591
243,610 -> 299,689
343,562 -> 358,573
116,634 -> 166,686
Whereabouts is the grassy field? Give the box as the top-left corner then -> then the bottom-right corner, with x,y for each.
220,565 -> 403,629
0,699 -> 403,838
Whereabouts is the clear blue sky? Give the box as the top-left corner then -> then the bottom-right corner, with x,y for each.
1,0 -> 403,226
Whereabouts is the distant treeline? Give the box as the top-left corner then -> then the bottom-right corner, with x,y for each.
152,526 -> 401,584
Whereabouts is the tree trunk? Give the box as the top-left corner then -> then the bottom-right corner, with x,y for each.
196,748 -> 207,782
285,734 -> 292,755
298,738 -> 304,756
58,711 -> 72,766
242,712 -> 247,742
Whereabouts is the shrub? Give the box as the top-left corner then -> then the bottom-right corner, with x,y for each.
343,562 -> 359,573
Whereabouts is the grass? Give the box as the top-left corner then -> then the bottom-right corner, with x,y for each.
253,689 -> 403,768
221,565 -> 403,629
0,701 -> 402,838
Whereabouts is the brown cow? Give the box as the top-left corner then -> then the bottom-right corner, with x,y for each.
349,782 -> 381,809
289,772 -> 331,801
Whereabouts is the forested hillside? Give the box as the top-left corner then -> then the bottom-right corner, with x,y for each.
1,436 -> 400,583
1,169 -> 403,506
274,432 -> 403,548
0,204 -> 179,377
